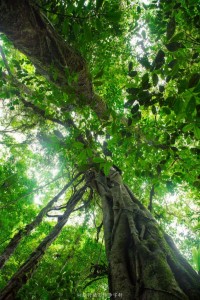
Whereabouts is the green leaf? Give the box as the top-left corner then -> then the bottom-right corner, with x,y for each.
52,68 -> 58,81
106,11 -> 121,22
192,247 -> 200,272
168,59 -> 178,69
127,117 -> 132,126
73,142 -> 84,149
186,96 -> 196,115
73,23 -> 79,36
167,17 -> 176,40
126,87 -> 139,95
93,157 -> 105,163
159,85 -> 165,93
141,73 -> 150,89
95,18 -> 102,31
131,104 -> 139,115
171,63 -> 180,77
173,98 -> 182,115
138,90 -> 151,104
178,79 -> 187,94
86,148 -> 93,157
182,124 -> 194,132
103,162 -> 112,176
96,0 -> 104,11
188,73 -> 200,89
194,126 -> 200,139
94,69 -> 104,79
193,82 -> 200,93
78,150 -> 87,162
13,100 -> 19,105
62,19 -> 69,36
134,111 -> 141,121
162,107 -> 171,115
128,62 -> 133,72
174,172 -> 183,177
166,96 -> 175,108
153,49 -> 165,70
124,99 -> 134,108
94,81 -> 104,86
192,52 -> 199,60
84,24 -> 92,41
170,32 -> 184,42
151,105 -> 157,115
129,71 -> 138,78
165,42 -> 183,52
152,73 -> 159,86
77,0 -> 85,10
138,56 -> 151,69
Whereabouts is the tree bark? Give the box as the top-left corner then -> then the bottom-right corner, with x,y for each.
0,0 -> 107,119
0,173 -> 82,270
0,184 -> 87,300
0,2 -> 200,300
94,169 -> 200,300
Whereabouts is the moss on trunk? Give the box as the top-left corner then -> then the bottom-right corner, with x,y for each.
0,0 -> 107,119
94,169 -> 200,300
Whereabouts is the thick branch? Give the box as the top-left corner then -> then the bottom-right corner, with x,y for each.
21,98 -> 74,129
0,0 -> 107,119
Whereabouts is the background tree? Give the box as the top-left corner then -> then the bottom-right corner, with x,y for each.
0,0 -> 200,299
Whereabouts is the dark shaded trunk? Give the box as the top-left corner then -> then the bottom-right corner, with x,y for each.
0,184 -> 87,300
0,173 -> 82,270
0,0 -> 107,119
94,169 -> 200,300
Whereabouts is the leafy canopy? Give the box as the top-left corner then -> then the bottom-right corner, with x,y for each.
0,0 -> 200,297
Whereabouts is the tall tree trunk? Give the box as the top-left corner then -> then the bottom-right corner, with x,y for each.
0,2 -> 200,300
0,173 -> 82,270
0,0 -> 107,119
0,184 -> 88,300
94,168 -> 200,300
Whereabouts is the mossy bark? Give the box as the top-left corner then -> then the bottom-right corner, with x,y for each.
95,169 -> 200,300
0,0 -> 107,119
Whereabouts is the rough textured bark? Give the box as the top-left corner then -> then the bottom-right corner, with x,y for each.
94,169 -> 200,300
0,2 -> 200,299
0,184 -> 87,300
0,0 -> 107,119
0,173 -> 82,270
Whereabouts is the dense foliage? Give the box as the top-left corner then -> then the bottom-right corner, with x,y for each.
0,0 -> 200,298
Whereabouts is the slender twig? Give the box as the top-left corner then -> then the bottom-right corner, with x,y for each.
48,175 -> 86,212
